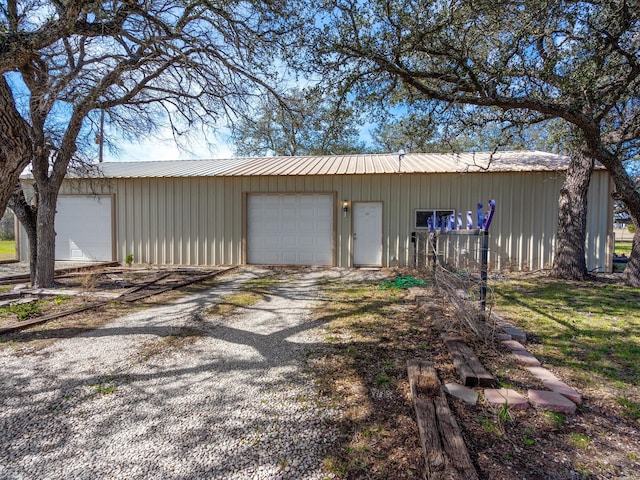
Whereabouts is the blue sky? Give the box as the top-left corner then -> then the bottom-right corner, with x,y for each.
110,131 -> 235,162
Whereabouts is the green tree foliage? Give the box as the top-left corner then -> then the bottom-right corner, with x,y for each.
307,0 -> 640,283
371,106 -> 574,154
1,0 -> 298,287
230,87 -> 366,156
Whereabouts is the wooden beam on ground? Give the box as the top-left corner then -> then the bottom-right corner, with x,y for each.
0,300 -> 109,334
0,297 -> 38,308
407,359 -> 478,480
443,336 -> 496,387
0,262 -> 120,285
0,292 -> 23,302
0,267 -> 236,335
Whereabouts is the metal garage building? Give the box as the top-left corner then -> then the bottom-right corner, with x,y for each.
19,151 -> 613,272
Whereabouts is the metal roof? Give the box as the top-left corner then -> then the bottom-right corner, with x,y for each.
67,151 -> 575,179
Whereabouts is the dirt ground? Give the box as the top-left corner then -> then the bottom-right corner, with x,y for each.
308,275 -> 640,480
0,265 -> 226,345
1,265 -> 639,479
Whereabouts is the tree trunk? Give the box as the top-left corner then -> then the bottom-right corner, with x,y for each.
33,185 -> 58,288
585,144 -> 640,286
622,227 -> 640,280
0,76 -> 33,218
550,149 -> 594,280
9,184 -> 37,285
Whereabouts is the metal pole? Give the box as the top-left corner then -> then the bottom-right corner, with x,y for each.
480,230 -> 489,317
430,233 -> 438,274
99,109 -> 105,163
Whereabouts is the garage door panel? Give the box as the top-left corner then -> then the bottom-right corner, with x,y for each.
55,196 -> 113,262
247,194 -> 334,266
282,235 -> 298,248
282,251 -> 299,263
298,222 -> 317,234
281,220 -> 297,232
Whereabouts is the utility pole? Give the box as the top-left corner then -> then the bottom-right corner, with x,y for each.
98,109 -> 105,163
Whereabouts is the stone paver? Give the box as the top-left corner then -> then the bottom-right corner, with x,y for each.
511,349 -> 542,367
526,366 -> 559,383
501,339 -> 526,351
528,389 -> 576,414
526,366 -> 583,404
503,327 -> 527,343
443,383 -> 479,405
484,388 -> 529,410
542,378 -> 583,404
491,313 -> 527,342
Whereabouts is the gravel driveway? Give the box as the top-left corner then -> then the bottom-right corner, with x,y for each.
0,267 -> 341,480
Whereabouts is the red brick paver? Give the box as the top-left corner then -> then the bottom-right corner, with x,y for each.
528,389 -> 577,414
484,388 -> 529,410
542,378 -> 583,404
511,349 -> 542,367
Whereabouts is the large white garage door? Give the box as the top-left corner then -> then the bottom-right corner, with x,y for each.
55,195 -> 113,261
247,194 -> 333,266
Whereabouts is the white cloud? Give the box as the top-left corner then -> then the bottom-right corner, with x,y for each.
103,130 -> 235,162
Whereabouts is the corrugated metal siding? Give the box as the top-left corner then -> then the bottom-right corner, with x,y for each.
57,169 -> 609,272
586,171 -> 613,272
63,151 -> 582,179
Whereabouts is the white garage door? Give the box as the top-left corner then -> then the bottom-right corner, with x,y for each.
55,195 -> 113,261
247,194 -> 333,266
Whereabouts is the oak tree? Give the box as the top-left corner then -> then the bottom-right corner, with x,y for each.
309,0 -> 640,283
230,87 -> 366,156
1,0 -> 296,286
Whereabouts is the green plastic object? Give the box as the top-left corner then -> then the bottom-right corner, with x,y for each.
379,275 -> 428,290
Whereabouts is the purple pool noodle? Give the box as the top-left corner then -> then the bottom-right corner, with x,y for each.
484,199 -> 496,231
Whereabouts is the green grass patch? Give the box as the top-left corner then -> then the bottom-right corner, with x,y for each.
494,277 -> 640,388
0,300 -> 42,321
92,383 -> 117,395
312,279 -> 425,478
0,239 -> 16,260
614,240 -> 632,257
543,411 -> 566,429
205,274 -> 282,317
568,432 -> 591,449
374,374 -> 392,386
616,397 -> 640,421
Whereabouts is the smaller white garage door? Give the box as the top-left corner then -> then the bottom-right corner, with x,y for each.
247,194 -> 334,266
55,195 -> 113,261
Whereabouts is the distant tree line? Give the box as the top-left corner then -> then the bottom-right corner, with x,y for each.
0,210 -> 14,241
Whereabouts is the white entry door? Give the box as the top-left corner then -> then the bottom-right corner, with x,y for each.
353,202 -> 382,266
